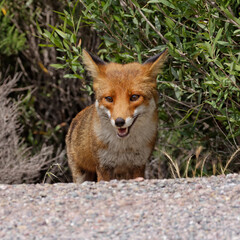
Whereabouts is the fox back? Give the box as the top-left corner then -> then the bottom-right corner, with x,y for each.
66,50 -> 168,183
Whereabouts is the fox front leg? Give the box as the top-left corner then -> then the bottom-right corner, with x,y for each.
96,166 -> 114,182
132,166 -> 145,179
96,165 -> 145,181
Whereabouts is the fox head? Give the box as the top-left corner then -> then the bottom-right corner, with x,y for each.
82,49 -> 168,138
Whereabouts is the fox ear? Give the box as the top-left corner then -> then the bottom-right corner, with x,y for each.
82,50 -> 106,78
143,49 -> 168,78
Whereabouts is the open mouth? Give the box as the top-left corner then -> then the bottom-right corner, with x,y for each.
116,115 -> 139,138
117,127 -> 129,138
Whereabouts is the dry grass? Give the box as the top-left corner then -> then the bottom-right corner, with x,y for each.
0,73 -> 66,184
157,147 -> 239,179
222,148 -> 240,174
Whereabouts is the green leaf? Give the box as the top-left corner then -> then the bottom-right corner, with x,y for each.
209,67 -> 219,79
76,16 -> 82,33
39,44 -> 54,47
165,17 -> 175,29
102,0 -> 112,13
217,41 -> 230,46
55,29 -> 67,39
130,0 -> 140,7
177,108 -> 194,125
72,46 -> 79,54
52,37 -> 63,48
36,21 -> 42,35
148,0 -> 177,9
53,10 -> 65,16
205,42 -> 213,58
113,15 -> 121,22
213,28 -> 223,47
50,64 -> 65,69
70,33 -> 76,44
142,8 -> 154,13
43,29 -> 51,39
225,63 -> 240,71
63,74 -> 83,79
214,60 -> 223,69
193,104 -> 203,127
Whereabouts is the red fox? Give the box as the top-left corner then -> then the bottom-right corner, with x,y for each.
66,49 -> 168,183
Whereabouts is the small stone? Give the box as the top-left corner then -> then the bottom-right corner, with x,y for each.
173,192 -> 181,199
134,177 -> 144,182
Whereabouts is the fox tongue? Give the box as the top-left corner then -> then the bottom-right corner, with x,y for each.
117,128 -> 129,137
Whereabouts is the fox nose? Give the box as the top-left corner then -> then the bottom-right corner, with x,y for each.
115,118 -> 125,127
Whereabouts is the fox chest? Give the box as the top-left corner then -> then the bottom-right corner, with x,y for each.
94,119 -> 157,168
96,140 -> 152,168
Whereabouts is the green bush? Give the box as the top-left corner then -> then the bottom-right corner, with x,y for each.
0,0 -> 26,56
0,0 -> 73,183
40,0 -> 240,178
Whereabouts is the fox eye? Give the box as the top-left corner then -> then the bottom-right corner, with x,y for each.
130,94 -> 140,102
105,96 -> 113,102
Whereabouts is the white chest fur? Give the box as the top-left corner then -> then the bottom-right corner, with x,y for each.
94,98 -> 157,168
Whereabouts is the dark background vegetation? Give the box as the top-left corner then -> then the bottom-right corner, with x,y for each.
0,0 -> 239,184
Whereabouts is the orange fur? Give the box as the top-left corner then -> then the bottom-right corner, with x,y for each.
66,49 -> 168,183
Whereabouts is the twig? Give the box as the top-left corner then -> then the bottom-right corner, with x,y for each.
155,4 -> 198,33
205,0 -> 240,29
209,109 -> 234,147
225,101 -> 238,149
129,0 -> 168,44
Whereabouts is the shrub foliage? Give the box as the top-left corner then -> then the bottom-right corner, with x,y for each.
40,0 -> 240,177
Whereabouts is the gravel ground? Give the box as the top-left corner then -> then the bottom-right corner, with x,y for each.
0,174 -> 240,240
